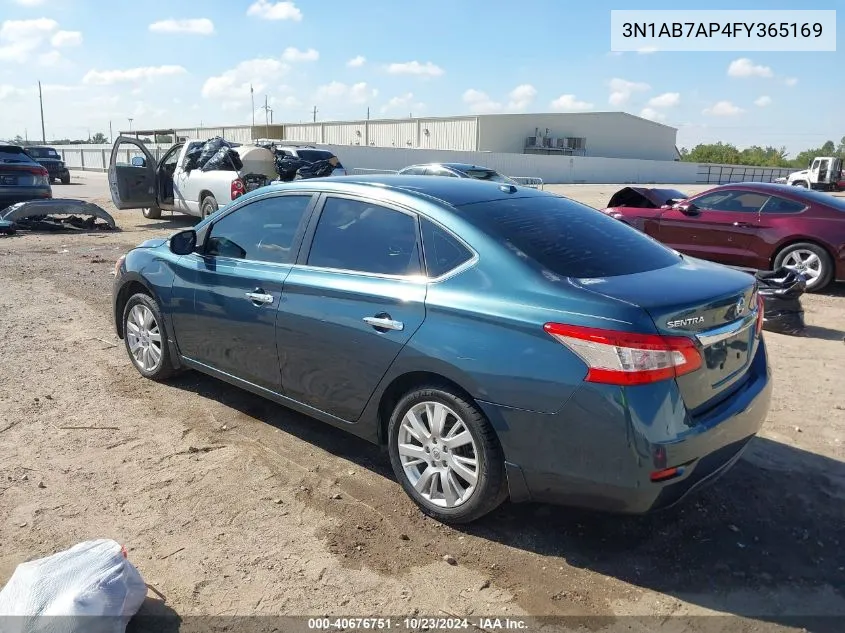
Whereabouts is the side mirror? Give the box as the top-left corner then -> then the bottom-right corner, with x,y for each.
676,202 -> 699,215
169,229 -> 196,255
131,156 -> 147,168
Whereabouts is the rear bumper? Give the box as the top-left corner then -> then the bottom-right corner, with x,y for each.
481,336 -> 772,514
0,188 -> 53,211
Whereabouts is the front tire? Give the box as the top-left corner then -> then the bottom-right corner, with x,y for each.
201,194 -> 218,219
142,206 -> 162,219
774,242 -> 834,292
387,385 -> 507,524
122,293 -> 176,381
60,174 -> 70,185
792,180 -> 808,188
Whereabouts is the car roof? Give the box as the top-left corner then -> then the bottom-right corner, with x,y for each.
240,174 -> 549,207
26,145 -> 55,149
709,182 -> 816,195
406,162 -> 496,171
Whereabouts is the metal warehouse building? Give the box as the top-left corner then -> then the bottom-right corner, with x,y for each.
279,112 -> 679,162
158,112 -> 678,163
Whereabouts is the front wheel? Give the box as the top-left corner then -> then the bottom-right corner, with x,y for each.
774,242 -> 834,292
387,386 -> 507,524
60,174 -> 70,185
201,194 -> 218,218
122,293 -> 176,381
792,180 -> 808,188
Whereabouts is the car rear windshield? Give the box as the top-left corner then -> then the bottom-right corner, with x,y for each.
27,148 -> 60,158
456,195 -> 681,278
462,169 -> 511,183
0,146 -> 32,163
788,188 -> 845,212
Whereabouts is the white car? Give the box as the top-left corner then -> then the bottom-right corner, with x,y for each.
108,136 -> 277,219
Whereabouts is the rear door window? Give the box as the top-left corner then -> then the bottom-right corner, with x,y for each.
761,196 -> 806,214
421,218 -> 474,278
306,197 -> 421,276
456,196 -> 680,278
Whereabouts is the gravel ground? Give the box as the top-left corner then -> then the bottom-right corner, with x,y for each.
1,172 -> 843,631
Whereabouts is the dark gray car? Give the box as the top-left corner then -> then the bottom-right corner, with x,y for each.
0,143 -> 53,211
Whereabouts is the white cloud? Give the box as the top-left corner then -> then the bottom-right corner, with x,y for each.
463,89 -> 502,114
550,94 -> 594,111
637,46 -> 658,54
83,65 -> 187,85
202,58 -> 289,103
50,30 -> 82,47
608,77 -> 650,106
784,77 -> 798,87
0,18 -> 59,62
37,50 -> 63,67
640,107 -> 666,122
647,92 -> 680,108
246,0 -> 302,21
727,58 -> 773,78
754,95 -> 772,107
149,19 -> 215,35
315,81 -> 377,104
702,100 -> 745,116
12,0 -> 46,5
0,84 -> 26,100
386,60 -> 444,77
507,84 -> 537,111
346,55 -> 365,68
380,92 -> 425,115
281,46 -> 318,62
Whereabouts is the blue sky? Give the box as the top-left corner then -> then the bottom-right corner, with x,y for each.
0,0 -> 840,156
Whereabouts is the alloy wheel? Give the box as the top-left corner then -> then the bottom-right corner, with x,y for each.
782,249 -> 823,285
397,401 -> 480,508
125,304 -> 163,372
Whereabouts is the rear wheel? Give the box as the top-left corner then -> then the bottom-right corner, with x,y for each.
774,242 -> 833,292
792,180 -> 808,188
60,174 -> 70,185
122,293 -> 176,381
201,194 -> 218,218
142,206 -> 162,219
387,385 -> 507,524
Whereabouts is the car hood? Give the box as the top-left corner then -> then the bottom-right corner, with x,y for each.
606,186 -> 689,209
137,237 -> 168,249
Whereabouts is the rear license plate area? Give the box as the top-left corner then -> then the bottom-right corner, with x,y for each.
704,331 -> 752,380
1,175 -> 18,185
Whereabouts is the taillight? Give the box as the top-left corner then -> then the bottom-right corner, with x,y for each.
755,293 -> 764,336
543,323 -> 703,386
230,178 -> 245,200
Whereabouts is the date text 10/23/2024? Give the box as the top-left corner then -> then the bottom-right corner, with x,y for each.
610,9 -> 837,52
307,617 -> 529,630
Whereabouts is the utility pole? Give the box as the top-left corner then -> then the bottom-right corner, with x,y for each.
261,95 -> 272,138
366,107 -> 370,120
128,118 -> 133,132
312,105 -> 318,122
38,80 -> 46,143
109,120 -> 113,143
250,84 -> 255,127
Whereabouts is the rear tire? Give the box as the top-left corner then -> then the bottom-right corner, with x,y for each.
792,181 -> 808,188
387,385 -> 508,524
142,206 -> 162,219
122,293 -> 176,381
774,242 -> 833,292
201,194 -> 218,219
60,174 -> 70,185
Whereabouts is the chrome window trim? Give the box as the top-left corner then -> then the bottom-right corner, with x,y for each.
695,312 -> 757,347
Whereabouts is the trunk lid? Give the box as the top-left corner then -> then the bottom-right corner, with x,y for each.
0,164 -> 45,187
573,257 -> 759,412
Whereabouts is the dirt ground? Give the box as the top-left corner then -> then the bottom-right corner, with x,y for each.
1,172 -> 843,631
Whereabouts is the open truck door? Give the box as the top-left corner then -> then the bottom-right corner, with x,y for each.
108,136 -> 157,210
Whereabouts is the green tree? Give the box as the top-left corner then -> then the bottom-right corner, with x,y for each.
91,132 -> 108,144
821,140 -> 835,154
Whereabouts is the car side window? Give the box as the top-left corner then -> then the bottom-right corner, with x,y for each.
205,195 -> 312,264
421,218 -> 474,278
433,168 -> 459,178
694,191 -> 768,213
307,197 -> 421,276
401,166 -> 423,175
762,196 -> 806,214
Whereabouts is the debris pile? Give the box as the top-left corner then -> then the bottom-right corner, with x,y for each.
0,199 -> 117,233
755,267 -> 807,335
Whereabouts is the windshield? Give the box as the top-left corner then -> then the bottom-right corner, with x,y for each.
456,195 -> 681,278
0,146 -> 32,164
462,168 -> 515,184
27,148 -> 60,159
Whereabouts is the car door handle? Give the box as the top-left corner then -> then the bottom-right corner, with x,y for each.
245,290 -> 274,305
363,316 -> 404,331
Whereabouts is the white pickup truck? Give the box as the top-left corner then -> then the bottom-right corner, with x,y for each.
107,136 -> 275,220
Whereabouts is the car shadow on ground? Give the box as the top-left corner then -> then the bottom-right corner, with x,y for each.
167,372 -> 845,626
800,324 -> 845,342
136,216 -> 198,231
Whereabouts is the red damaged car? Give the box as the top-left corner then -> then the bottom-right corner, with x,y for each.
600,182 -> 845,292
